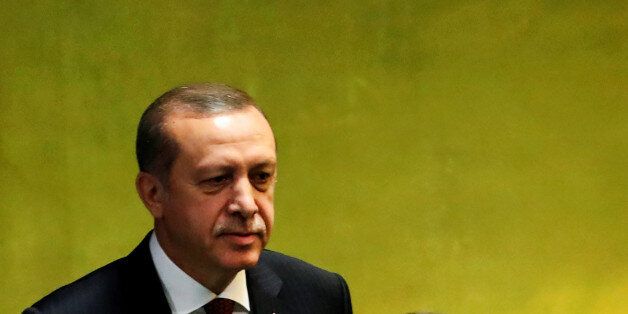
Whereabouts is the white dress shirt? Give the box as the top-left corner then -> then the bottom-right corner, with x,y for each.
149,232 -> 250,314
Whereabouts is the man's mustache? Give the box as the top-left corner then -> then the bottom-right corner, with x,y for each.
213,216 -> 267,236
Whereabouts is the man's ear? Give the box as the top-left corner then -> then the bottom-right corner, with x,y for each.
135,171 -> 167,219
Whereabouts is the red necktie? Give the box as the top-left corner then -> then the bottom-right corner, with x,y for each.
203,298 -> 235,314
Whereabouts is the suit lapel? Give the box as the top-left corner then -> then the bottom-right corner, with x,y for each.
246,252 -> 283,314
122,232 -> 171,313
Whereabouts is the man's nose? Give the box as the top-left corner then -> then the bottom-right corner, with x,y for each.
227,177 -> 258,218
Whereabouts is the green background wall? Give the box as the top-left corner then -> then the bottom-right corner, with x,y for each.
1,1 -> 626,313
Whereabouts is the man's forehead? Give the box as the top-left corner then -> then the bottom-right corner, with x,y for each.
162,106 -> 276,149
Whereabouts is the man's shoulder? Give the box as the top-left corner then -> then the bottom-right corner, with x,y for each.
251,250 -> 353,313
24,233 -> 168,314
24,258 -> 128,314
257,249 -> 350,293
259,249 -> 340,280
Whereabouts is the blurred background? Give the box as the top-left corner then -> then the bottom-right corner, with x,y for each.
1,1 -> 626,313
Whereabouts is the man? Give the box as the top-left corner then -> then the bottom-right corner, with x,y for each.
25,84 -> 352,314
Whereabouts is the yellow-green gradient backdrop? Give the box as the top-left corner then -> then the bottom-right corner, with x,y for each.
1,1 -> 626,313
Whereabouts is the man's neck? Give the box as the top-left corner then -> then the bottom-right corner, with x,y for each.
149,233 -> 251,312
182,264 -> 237,294
153,228 -> 237,294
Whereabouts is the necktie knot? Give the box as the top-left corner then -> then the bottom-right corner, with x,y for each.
203,298 -> 235,314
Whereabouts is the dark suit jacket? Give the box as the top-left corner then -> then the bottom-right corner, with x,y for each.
24,232 -> 352,314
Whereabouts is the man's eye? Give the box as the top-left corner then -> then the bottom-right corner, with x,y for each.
252,172 -> 271,183
204,175 -> 230,186
251,172 -> 274,191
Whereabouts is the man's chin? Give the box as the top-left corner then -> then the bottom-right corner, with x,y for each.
213,234 -> 266,270
217,248 -> 262,271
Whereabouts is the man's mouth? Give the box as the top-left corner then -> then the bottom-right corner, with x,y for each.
220,232 -> 261,246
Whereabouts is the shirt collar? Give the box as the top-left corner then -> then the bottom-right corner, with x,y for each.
149,232 -> 250,313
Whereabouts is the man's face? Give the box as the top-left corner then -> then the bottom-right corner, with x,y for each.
155,106 -> 276,273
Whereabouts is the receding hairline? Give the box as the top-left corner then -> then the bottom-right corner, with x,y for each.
158,103 -> 273,143
159,99 -> 264,120
142,83 -> 263,129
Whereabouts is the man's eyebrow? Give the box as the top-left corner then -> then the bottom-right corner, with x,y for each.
194,163 -> 234,174
251,159 -> 277,168
195,159 -> 277,172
